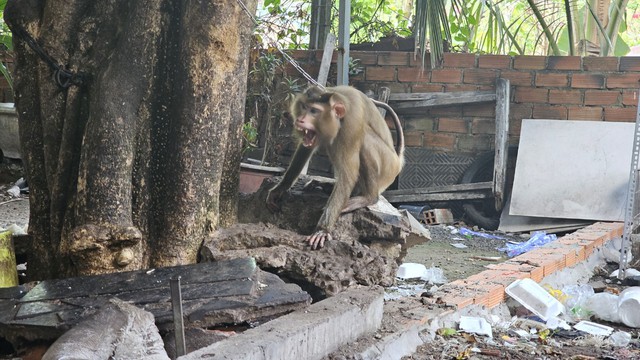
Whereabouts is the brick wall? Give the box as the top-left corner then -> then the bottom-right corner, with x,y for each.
286,51 -> 640,154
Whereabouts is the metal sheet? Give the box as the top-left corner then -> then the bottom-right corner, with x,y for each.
510,119 -> 635,221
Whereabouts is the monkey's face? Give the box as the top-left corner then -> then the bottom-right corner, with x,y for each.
294,103 -> 322,148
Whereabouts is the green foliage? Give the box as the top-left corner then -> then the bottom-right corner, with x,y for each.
0,0 -> 12,91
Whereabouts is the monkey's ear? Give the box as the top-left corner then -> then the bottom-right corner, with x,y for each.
333,102 -> 346,119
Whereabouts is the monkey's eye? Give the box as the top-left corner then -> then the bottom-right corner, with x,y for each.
309,107 -> 320,115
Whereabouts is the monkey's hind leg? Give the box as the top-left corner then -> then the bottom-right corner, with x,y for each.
341,195 -> 379,214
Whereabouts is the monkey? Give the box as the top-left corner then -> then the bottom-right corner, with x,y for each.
266,85 -> 405,250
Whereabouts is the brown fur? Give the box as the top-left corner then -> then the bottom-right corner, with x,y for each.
267,85 -> 404,249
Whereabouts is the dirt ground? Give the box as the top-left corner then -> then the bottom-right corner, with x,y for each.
2,158 -> 640,359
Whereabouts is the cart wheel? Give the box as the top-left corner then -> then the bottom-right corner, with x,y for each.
459,147 -> 518,230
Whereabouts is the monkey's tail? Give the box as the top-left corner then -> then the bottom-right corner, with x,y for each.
372,100 -> 405,157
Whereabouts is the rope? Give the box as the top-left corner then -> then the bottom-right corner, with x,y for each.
13,26 -> 86,89
235,0 -> 323,89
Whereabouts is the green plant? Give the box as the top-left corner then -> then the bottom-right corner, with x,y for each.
242,120 -> 258,154
0,0 -> 13,91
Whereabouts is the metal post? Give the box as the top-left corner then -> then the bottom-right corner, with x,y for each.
619,92 -> 640,278
337,0 -> 350,85
170,276 -> 186,356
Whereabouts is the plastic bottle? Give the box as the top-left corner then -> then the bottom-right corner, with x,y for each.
618,287 -> 640,328
583,292 -> 620,323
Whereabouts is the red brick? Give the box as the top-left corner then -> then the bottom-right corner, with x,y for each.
290,49 -> 312,60
583,57 -> 618,71
404,131 -> 424,147
350,51 -> 378,65
444,84 -> 479,92
397,67 -> 430,82
623,90 -> 640,106
409,53 -> 431,68
549,89 -> 582,105
424,132 -> 456,149
471,119 -> 495,134
513,55 -> 546,70
509,118 -> 523,136
501,71 -> 534,86
514,87 -> 548,103
510,103 -> 533,121
438,118 -> 468,133
462,103 -> 495,117
456,134 -> 493,152
431,69 -> 463,83
442,53 -> 476,68
572,73 -> 605,88
604,107 -> 638,122
377,52 -> 409,66
365,67 -> 395,81
547,56 -> 581,70
619,57 -> 640,71
478,55 -> 512,69
536,72 -> 570,87
313,50 -> 338,62
463,69 -> 499,84
532,105 -> 567,119
607,73 -> 640,89
412,83 -> 444,93
405,117 -> 435,131
584,90 -> 620,105
567,106 -> 603,120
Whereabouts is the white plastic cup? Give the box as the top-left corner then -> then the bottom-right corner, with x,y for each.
618,287 -> 640,328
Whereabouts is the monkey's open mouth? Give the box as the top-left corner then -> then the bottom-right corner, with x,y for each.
299,128 -> 317,148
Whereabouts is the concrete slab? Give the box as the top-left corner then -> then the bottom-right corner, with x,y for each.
179,287 -> 384,360
510,120 -> 635,221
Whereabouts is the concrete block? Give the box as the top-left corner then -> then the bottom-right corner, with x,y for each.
180,287 -> 384,360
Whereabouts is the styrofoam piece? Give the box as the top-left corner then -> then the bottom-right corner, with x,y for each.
609,268 -> 640,278
574,321 -> 614,336
459,316 -> 493,338
505,278 -> 564,321
396,263 -> 427,279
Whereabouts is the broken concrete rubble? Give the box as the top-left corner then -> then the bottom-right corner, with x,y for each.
201,223 -> 398,298
42,298 -> 169,360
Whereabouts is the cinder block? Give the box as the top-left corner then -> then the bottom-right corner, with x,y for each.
423,209 -> 454,225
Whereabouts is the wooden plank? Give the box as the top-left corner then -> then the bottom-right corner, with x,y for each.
376,87 -> 391,118
316,33 -> 335,87
20,258 -> 258,302
383,181 -> 493,197
390,91 -> 495,102
392,92 -> 497,109
383,190 -> 493,203
493,78 -> 510,211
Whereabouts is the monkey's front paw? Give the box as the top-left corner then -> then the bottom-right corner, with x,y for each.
307,230 -> 332,250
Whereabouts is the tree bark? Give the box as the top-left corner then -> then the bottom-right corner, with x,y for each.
4,0 -> 257,279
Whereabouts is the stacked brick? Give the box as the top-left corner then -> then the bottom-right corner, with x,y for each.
285,51 -> 640,154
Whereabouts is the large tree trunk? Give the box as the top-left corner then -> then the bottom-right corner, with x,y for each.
4,0 -> 257,279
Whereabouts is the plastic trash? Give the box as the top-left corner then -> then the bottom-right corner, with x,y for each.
421,266 -> 447,284
609,331 -> 632,347
498,231 -> 557,257
562,284 -> 595,321
618,287 -> 640,328
505,278 -> 564,321
602,237 -> 633,265
583,292 -> 619,323
573,321 -> 614,336
459,316 -> 493,338
458,227 -> 506,240
6,186 -> 20,197
396,263 -> 427,279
